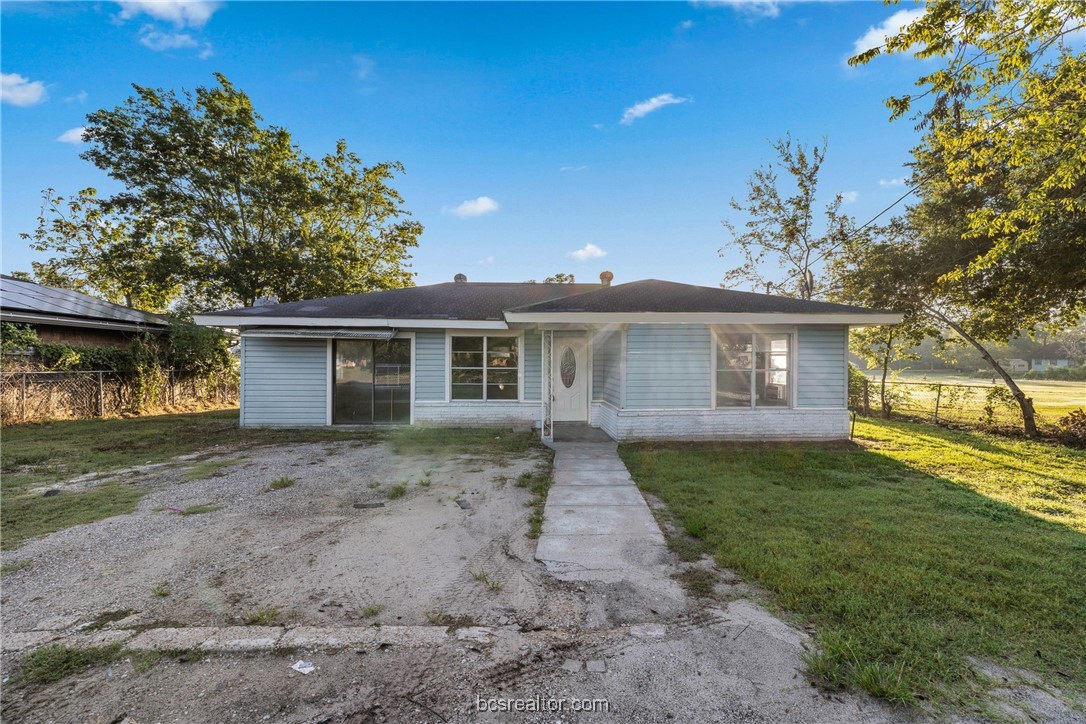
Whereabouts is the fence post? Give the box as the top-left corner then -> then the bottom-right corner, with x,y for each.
933,383 -> 942,424
21,373 -> 27,421
97,371 -> 105,417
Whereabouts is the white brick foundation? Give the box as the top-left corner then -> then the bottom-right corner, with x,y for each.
414,401 -> 540,428
590,401 -> 849,441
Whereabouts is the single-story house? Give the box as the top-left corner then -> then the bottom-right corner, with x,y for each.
194,274 -> 901,441
1030,343 -> 1082,372
0,274 -> 169,349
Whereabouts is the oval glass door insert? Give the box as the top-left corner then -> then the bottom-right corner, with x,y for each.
560,347 -> 577,388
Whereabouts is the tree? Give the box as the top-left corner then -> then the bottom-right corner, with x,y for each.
525,273 -> 576,283
720,135 -> 856,299
21,188 -> 186,312
62,74 -> 421,310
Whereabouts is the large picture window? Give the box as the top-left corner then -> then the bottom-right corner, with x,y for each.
451,336 -> 519,401
714,332 -> 790,408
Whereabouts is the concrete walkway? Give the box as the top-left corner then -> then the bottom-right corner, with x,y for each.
534,442 -> 674,589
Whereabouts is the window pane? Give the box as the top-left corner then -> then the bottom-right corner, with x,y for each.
487,383 -> 518,400
452,336 -> 483,352
488,369 -> 517,385
717,334 -> 752,369
755,334 -> 789,370
334,340 -> 373,423
451,351 -> 483,367
716,370 -> 751,407
487,336 -> 519,368
755,370 -> 788,407
452,383 -> 483,400
452,369 -> 484,384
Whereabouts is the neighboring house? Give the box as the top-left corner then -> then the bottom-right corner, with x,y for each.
1005,358 -> 1030,374
1030,343 -> 1079,372
194,274 -> 901,441
0,274 -> 169,348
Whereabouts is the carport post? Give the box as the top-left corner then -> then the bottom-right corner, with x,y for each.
97,371 -> 105,417
21,373 -> 27,421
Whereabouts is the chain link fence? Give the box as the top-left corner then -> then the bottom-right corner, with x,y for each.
849,377 -> 1045,434
1,369 -> 239,425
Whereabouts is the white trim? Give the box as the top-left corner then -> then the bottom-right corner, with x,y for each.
195,315 -> 509,330
503,311 -> 902,326
239,336 -> 247,426
408,331 -> 417,425
620,326 -> 628,409
445,330 -> 526,403
325,339 -> 333,426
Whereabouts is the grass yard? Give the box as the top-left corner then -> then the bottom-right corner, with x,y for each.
620,418 -> 1086,710
884,370 -> 1085,419
1,409 -> 544,550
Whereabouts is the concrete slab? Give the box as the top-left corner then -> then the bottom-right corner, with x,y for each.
535,533 -> 669,571
201,626 -> 284,652
553,470 -> 633,486
127,627 -> 219,651
546,486 -> 646,506
543,505 -> 662,536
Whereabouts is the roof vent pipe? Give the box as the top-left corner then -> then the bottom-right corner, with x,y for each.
454,273 -> 467,283
599,271 -> 613,286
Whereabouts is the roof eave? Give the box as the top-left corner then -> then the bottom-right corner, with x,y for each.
192,314 -> 510,330
0,310 -> 169,333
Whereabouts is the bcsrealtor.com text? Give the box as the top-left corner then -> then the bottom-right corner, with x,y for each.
476,695 -> 611,713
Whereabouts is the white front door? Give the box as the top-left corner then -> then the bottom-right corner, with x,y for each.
551,335 -> 588,422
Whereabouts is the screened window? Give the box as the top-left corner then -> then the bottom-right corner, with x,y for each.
451,336 -> 519,401
714,332 -> 790,408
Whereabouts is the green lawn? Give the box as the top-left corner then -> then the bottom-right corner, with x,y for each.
620,418 -> 1086,710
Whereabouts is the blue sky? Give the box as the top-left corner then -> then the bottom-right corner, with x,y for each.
2,0 -> 928,291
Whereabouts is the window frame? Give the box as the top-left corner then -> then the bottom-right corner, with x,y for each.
446,331 -> 524,403
710,327 -> 795,410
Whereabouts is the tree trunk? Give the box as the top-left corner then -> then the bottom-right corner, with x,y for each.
923,306 -> 1038,438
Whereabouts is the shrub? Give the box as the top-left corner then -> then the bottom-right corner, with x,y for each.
1054,409 -> 1086,448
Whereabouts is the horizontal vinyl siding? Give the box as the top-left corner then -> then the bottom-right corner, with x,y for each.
523,330 -> 542,401
797,325 -> 847,408
241,337 -> 327,426
592,329 -> 622,407
625,325 -> 711,409
413,330 -> 446,402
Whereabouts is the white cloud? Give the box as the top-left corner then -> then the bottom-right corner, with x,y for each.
198,43 -> 214,60
620,93 -> 690,125
694,0 -> 780,18
353,55 -> 376,81
116,0 -> 221,28
568,243 -> 607,262
64,90 -> 88,104
444,196 -> 501,218
878,177 -> 907,187
560,165 -> 587,172
677,19 -> 695,30
138,26 -> 198,51
479,256 -> 495,265
852,8 -> 926,57
1,73 -> 48,106
57,127 -> 87,144
840,190 -> 859,203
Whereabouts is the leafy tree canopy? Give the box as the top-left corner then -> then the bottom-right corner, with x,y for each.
29,74 -> 422,313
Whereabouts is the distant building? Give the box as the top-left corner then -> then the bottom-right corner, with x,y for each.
1030,343 -> 1081,372
0,275 -> 169,349
1004,358 -> 1030,374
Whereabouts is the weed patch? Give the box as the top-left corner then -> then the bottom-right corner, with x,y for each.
180,503 -> 222,516
243,607 -> 280,626
268,476 -> 296,490
15,644 -> 124,686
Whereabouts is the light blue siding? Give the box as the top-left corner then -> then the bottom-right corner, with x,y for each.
592,329 -> 622,406
523,330 -> 542,401
797,326 -> 848,408
241,337 -> 327,426
625,325 -> 712,409
414,330 -> 446,401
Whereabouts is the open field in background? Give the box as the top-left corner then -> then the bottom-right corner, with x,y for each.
862,369 -> 1085,420
621,418 -> 1086,709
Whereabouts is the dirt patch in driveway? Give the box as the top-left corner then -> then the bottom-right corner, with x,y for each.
0,437 -> 936,723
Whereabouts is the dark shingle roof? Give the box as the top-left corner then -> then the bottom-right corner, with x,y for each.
511,279 -> 889,315
0,275 -> 169,327
201,283 -> 604,321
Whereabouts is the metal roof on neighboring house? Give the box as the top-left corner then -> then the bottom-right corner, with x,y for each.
0,275 -> 170,331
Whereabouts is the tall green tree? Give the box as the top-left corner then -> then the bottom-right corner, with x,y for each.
57,73 -> 422,310
21,188 -> 186,312
720,135 -> 856,299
